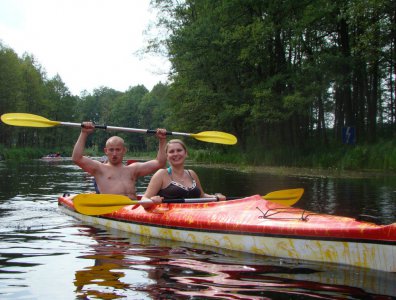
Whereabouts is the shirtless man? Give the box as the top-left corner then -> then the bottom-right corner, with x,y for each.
72,122 -> 167,200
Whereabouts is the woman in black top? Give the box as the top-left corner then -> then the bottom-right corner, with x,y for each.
142,139 -> 225,206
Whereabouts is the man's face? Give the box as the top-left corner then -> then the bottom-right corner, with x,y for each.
104,141 -> 126,164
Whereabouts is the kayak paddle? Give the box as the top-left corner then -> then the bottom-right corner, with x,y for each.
73,188 -> 304,215
1,113 -> 237,145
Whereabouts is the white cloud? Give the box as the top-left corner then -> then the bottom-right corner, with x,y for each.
0,0 -> 170,95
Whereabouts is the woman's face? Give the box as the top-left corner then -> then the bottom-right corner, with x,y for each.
166,142 -> 187,165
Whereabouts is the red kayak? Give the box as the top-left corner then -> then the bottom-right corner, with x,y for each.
58,194 -> 396,272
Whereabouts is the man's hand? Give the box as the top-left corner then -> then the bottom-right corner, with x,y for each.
81,121 -> 95,134
155,128 -> 167,140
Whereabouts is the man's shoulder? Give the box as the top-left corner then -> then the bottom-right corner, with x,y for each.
125,161 -> 140,167
123,161 -> 140,172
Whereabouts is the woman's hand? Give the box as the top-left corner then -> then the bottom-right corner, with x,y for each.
150,195 -> 163,204
214,193 -> 226,201
139,195 -> 163,209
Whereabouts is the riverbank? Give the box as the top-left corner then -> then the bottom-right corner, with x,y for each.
235,165 -> 396,179
124,155 -> 396,179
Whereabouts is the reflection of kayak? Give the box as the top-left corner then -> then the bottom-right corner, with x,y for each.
58,194 -> 396,272
119,231 -> 396,297
41,155 -> 62,161
164,257 -> 396,298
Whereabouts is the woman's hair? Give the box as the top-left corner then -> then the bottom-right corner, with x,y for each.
166,139 -> 187,153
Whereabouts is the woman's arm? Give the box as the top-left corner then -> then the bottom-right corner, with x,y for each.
140,169 -> 166,208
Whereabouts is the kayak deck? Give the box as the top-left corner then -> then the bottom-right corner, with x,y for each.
58,194 -> 396,272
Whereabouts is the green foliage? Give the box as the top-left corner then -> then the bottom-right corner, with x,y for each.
360,140 -> 396,171
340,146 -> 369,170
310,150 -> 344,169
291,141 -> 396,172
1,1 -> 396,172
188,147 -> 247,165
150,0 -> 395,148
0,146 -> 45,160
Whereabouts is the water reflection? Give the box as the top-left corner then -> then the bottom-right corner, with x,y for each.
73,226 -> 173,299
74,227 -> 136,299
305,177 -> 396,224
71,225 -> 396,299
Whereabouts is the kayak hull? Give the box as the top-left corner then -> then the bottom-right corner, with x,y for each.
58,194 -> 396,272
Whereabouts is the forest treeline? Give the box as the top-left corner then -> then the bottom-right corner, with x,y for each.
0,0 -> 395,170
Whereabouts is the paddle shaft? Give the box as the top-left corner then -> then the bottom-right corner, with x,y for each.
64,122 -> 194,137
77,194 -> 300,205
96,195 -> 299,205
157,194 -> 298,204
161,196 -> 238,204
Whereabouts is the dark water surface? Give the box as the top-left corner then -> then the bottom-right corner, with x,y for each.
0,159 -> 395,299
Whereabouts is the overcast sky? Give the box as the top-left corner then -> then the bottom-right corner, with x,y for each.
0,0 -> 170,95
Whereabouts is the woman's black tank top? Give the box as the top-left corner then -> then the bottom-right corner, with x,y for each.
158,168 -> 201,199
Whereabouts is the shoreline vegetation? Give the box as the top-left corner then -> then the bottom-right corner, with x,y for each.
1,0 -> 395,184
1,139 -> 395,179
199,164 -> 396,179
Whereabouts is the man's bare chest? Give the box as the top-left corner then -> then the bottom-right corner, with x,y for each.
104,169 -> 132,181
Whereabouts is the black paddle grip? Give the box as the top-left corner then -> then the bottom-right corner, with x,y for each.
161,196 -> 239,204
147,129 -> 172,135
80,123 -> 107,130
94,124 -> 107,130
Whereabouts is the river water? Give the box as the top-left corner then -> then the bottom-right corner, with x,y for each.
0,158 -> 395,299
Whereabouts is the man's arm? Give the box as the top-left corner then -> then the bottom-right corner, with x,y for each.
72,122 -> 100,175
135,128 -> 167,177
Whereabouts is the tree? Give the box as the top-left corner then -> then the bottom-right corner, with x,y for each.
0,43 -> 24,146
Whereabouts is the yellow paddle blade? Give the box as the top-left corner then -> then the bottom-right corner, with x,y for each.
191,131 -> 237,145
73,194 -> 139,215
262,188 -> 304,206
1,113 -> 60,127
